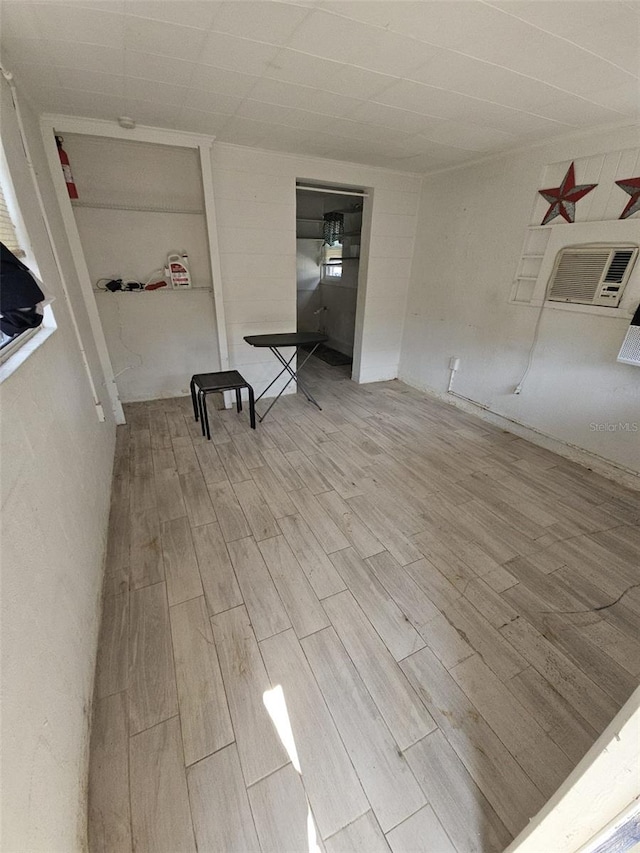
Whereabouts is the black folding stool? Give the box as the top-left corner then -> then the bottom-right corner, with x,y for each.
190,371 -> 256,439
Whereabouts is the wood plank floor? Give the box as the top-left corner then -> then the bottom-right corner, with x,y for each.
89,356 -> 640,853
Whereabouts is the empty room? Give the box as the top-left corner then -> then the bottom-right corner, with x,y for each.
1,1 -> 639,851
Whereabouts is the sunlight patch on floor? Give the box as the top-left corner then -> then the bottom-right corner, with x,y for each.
263,684 -> 301,773
264,684 -> 322,853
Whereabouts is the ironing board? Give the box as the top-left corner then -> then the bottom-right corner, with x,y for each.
243,332 -> 328,422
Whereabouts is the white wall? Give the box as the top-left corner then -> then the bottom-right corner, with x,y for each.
319,280 -> 358,356
0,79 -> 116,851
296,237 -> 322,333
295,188 -> 324,337
64,134 -> 220,402
320,207 -> 362,357
400,125 -> 640,474
95,289 -> 219,400
212,144 -> 421,387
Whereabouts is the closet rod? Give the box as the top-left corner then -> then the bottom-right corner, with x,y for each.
296,184 -> 368,197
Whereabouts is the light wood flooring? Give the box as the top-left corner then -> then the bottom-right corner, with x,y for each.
89,356 -> 640,853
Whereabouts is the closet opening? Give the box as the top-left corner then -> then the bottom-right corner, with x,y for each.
40,118 -> 228,422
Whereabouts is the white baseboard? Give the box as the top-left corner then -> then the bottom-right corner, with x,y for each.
399,375 -> 640,491
358,366 -> 399,383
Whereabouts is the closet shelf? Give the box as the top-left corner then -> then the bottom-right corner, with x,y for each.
94,286 -> 213,294
71,201 -> 204,215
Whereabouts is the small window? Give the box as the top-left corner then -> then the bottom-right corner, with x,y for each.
0,177 -> 24,258
322,242 -> 343,280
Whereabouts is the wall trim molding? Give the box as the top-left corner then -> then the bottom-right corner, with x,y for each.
418,122 -> 640,180
400,373 -> 640,490
40,113 -> 216,149
212,139 -> 423,179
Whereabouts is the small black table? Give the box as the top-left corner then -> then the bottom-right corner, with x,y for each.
243,332 -> 328,422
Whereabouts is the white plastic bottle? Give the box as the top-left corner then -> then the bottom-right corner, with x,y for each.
167,253 -> 192,289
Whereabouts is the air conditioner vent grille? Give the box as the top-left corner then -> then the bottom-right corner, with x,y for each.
604,251 -> 634,283
549,251 -> 609,301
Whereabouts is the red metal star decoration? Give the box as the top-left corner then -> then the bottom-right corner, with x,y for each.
615,176 -> 640,219
538,162 -> 597,225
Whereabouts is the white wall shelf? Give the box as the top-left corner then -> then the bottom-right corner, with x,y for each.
509,224 -> 552,305
72,200 -> 204,215
94,287 -> 212,293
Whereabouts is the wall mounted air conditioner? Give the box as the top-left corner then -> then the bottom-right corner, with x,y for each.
617,304 -> 640,366
547,245 -> 638,308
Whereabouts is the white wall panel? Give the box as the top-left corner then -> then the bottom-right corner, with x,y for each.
400,124 -> 640,473
1,77 -> 115,852
96,290 -> 220,401
212,143 -> 421,385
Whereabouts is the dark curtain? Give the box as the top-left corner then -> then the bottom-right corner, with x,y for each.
0,242 -> 45,339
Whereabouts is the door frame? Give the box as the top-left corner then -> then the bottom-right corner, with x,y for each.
352,187 -> 373,384
295,179 -> 373,383
504,687 -> 640,853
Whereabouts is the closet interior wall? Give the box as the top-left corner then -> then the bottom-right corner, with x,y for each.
65,133 -> 220,403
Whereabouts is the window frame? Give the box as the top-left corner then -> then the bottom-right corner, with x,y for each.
321,242 -> 343,283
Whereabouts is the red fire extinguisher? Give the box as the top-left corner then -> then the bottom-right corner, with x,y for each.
55,135 -> 78,199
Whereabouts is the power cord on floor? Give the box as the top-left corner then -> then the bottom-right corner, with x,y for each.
537,582 -> 640,615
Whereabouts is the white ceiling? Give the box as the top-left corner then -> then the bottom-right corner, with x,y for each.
1,0 -> 638,173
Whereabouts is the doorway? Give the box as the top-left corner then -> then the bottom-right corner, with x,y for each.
295,183 -> 365,377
